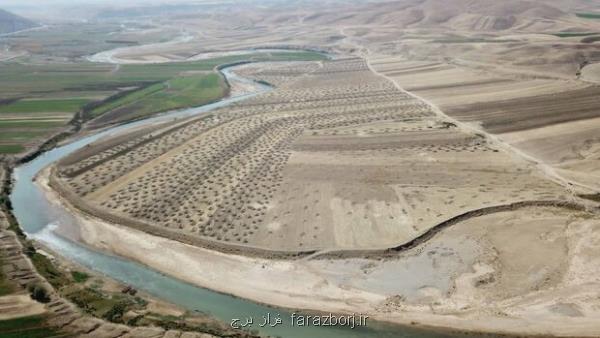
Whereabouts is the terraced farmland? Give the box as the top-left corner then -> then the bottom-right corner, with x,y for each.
50,58 -> 570,254
371,56 -> 600,192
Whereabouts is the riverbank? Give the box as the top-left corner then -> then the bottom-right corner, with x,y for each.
32,239 -> 252,336
2,160 -> 259,338
36,166 -> 600,338
9,56 -> 600,338
0,63 -> 276,338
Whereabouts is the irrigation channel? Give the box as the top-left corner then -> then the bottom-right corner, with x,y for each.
11,63 -> 496,338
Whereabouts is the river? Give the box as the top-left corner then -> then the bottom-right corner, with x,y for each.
10,64 -> 489,338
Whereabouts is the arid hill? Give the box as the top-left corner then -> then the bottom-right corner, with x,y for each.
275,0 -> 577,32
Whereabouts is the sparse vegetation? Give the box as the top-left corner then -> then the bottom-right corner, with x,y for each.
70,271 -> 89,283
28,252 -> 69,289
65,287 -> 134,321
0,258 -> 14,296
0,315 -> 68,338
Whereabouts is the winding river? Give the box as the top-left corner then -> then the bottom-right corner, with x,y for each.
10,63 -> 483,338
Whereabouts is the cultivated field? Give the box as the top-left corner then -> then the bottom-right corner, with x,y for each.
370,55 -> 600,193
51,58 -> 571,253
0,49 -> 325,155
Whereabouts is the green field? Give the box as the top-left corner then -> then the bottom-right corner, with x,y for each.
89,83 -> 167,117
0,145 -> 26,154
0,131 -> 51,152
576,12 -> 600,19
0,99 -> 90,114
0,51 -> 325,97
0,131 -> 50,141
0,315 -> 70,338
0,123 -> 66,154
93,73 -> 227,122
0,50 -> 327,154
0,120 -> 66,129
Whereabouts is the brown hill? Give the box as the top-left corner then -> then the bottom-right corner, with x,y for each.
294,0 -> 570,31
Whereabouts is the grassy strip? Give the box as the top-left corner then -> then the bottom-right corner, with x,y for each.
28,253 -> 70,289
263,51 -> 329,61
70,271 -> 89,283
89,82 -> 166,117
576,12 -> 600,19
552,32 -> 599,38
0,145 -> 25,154
104,73 -> 226,120
0,99 -> 90,114
0,131 -> 50,142
0,121 -> 65,129
431,38 -> 517,43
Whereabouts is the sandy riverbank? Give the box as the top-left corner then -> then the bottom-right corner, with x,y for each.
34,166 -> 600,337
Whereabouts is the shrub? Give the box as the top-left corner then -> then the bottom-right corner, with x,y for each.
71,271 -> 90,283
28,283 -> 51,303
103,301 -> 128,322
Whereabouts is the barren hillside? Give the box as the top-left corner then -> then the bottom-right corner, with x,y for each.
276,0 -> 586,32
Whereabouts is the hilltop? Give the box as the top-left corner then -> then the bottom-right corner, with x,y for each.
265,0 -> 572,31
0,8 -> 37,35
